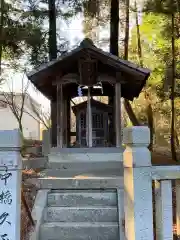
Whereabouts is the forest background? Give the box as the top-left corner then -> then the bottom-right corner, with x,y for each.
0,0 -> 179,160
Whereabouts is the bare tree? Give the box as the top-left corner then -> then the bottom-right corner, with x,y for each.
134,0 -> 154,150
123,0 -> 141,126
0,70 -> 50,139
0,71 -> 29,137
0,0 -> 4,75
30,100 -> 51,129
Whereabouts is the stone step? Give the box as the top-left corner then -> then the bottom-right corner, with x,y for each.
36,176 -> 123,189
48,149 -> 123,172
48,190 -> 117,207
47,160 -> 123,172
44,206 -> 118,222
40,222 -> 119,240
41,168 -> 123,178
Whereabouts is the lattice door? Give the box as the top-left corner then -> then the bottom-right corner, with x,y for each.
79,111 -> 106,147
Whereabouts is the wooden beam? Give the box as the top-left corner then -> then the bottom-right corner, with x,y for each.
63,98 -> 67,147
51,100 -> 57,147
52,73 -> 78,86
57,83 -> 63,147
70,132 -> 76,136
115,82 -> 121,147
67,97 -> 71,146
86,87 -> 92,147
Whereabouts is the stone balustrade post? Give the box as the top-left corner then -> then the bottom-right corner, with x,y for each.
42,129 -> 50,156
123,126 -> 154,240
0,130 -> 22,240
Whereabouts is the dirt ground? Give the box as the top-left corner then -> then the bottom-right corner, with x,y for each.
152,147 -> 180,165
21,169 -> 40,240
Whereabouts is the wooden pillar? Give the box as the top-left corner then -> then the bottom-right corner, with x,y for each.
86,87 -> 92,147
108,95 -> 114,145
57,83 -> 63,148
115,82 -> 121,147
51,100 -> 57,147
63,98 -> 67,147
66,97 -> 71,147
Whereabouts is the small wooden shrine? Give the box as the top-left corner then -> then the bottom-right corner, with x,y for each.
27,38 -> 150,148
72,98 -> 113,147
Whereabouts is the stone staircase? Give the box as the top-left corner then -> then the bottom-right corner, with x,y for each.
39,189 -> 120,240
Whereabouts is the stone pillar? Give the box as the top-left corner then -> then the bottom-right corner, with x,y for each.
42,129 -> 50,156
123,126 -> 153,240
0,130 -> 22,240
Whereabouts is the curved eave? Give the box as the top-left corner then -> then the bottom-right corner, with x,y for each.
27,44 -> 151,101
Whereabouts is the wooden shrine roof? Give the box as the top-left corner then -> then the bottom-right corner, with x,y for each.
27,38 -> 151,101
72,98 -> 113,115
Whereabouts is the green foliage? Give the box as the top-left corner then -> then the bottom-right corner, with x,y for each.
144,0 -> 180,14
0,0 -> 84,67
0,0 -> 48,66
130,14 -> 169,90
128,2 -> 180,151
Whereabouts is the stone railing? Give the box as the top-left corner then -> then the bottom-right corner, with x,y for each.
0,130 -> 22,240
2,127 -> 180,240
123,126 -> 180,240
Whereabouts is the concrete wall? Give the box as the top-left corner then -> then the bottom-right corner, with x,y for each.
0,97 -> 40,140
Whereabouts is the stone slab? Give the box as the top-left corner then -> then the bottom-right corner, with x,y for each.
48,190 -> 117,207
29,190 -> 50,240
44,206 -> 118,222
25,146 -> 42,156
0,129 -> 21,148
50,147 -> 124,154
22,157 -> 48,170
41,168 -> 123,178
40,222 -> 119,240
48,150 -> 123,166
36,176 -> 123,189
47,161 -> 123,172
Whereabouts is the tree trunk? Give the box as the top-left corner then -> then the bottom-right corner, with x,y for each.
19,121 -> 24,139
146,102 -> 154,150
135,1 -> 154,150
124,0 -> 129,60
0,0 -> 4,74
110,0 -> 119,55
135,1 -> 143,68
48,0 -> 57,60
109,0 -> 119,145
171,13 -> 177,161
123,99 -> 140,126
123,0 -> 141,127
175,130 -> 179,147
48,0 -> 57,146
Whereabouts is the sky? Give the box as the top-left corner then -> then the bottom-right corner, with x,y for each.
1,14 -> 84,111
